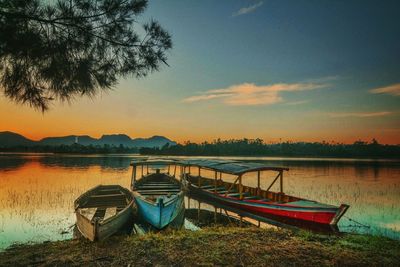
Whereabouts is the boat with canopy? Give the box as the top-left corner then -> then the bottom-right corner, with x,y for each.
130,159 -> 185,229
181,159 -> 349,226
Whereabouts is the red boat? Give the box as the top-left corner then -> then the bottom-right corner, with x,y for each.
182,159 -> 349,226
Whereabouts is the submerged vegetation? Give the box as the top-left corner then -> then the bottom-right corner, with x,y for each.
140,138 -> 400,158
1,227 -> 399,266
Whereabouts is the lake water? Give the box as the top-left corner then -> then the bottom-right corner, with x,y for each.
0,153 -> 399,249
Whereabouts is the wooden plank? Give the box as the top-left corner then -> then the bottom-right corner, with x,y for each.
142,182 -> 175,185
79,208 -> 97,221
200,185 -> 214,189
103,207 -> 117,221
90,193 -> 125,198
137,188 -> 180,192
137,185 -> 179,188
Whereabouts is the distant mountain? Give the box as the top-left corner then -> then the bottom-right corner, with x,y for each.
0,131 -> 36,147
132,136 -> 177,148
0,131 -> 176,148
97,134 -> 133,147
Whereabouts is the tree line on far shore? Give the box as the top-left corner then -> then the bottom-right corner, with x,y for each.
2,138 -> 399,158
139,138 -> 400,159
0,143 -> 139,154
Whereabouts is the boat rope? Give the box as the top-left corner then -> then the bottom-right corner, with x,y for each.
343,216 -> 370,228
60,224 -> 75,234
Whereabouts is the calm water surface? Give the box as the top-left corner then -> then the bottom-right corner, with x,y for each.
0,153 -> 399,249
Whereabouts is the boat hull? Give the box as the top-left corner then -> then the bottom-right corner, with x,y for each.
188,184 -> 348,226
134,192 -> 185,229
75,205 -> 133,241
74,185 -> 134,241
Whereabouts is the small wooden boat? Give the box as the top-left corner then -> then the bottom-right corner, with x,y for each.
74,185 -> 134,241
182,159 -> 349,226
130,159 -> 185,229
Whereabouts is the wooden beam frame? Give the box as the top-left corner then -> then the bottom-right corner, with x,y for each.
224,175 -> 241,196
265,171 -> 282,192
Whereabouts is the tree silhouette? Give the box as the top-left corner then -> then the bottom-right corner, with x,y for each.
0,0 -> 172,111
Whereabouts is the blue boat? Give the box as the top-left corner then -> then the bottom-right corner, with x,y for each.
130,159 -> 185,229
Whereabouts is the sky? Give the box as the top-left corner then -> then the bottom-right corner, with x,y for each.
0,0 -> 399,144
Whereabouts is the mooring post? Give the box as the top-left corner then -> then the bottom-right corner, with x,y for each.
214,171 -> 218,192
198,201 -> 201,220
198,167 -> 202,187
239,174 -> 243,199
131,166 -> 136,189
280,170 -> 283,193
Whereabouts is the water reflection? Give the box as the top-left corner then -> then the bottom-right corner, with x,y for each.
0,154 -> 399,249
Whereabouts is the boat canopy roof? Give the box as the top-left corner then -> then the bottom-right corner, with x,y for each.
130,158 -> 179,166
180,159 -> 288,175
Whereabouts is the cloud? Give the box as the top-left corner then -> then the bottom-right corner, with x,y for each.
182,82 -> 327,106
285,100 -> 309,105
327,111 -> 392,118
232,1 -> 263,17
369,83 -> 400,96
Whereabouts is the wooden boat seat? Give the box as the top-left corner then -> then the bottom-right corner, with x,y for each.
84,195 -> 128,208
144,182 -> 175,185
200,185 -> 215,189
136,185 -> 180,189
79,208 -> 97,221
103,207 -> 117,220
97,189 -> 122,194
205,186 -> 226,191
226,192 -> 249,197
90,193 -> 125,198
244,196 -> 260,200
137,189 -> 180,194
139,192 -> 177,196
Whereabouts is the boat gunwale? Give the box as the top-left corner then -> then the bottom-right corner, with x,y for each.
74,185 -> 134,226
132,190 -> 185,207
189,182 -> 339,211
132,173 -> 184,206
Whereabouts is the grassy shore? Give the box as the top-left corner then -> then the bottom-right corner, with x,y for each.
1,227 -> 399,266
